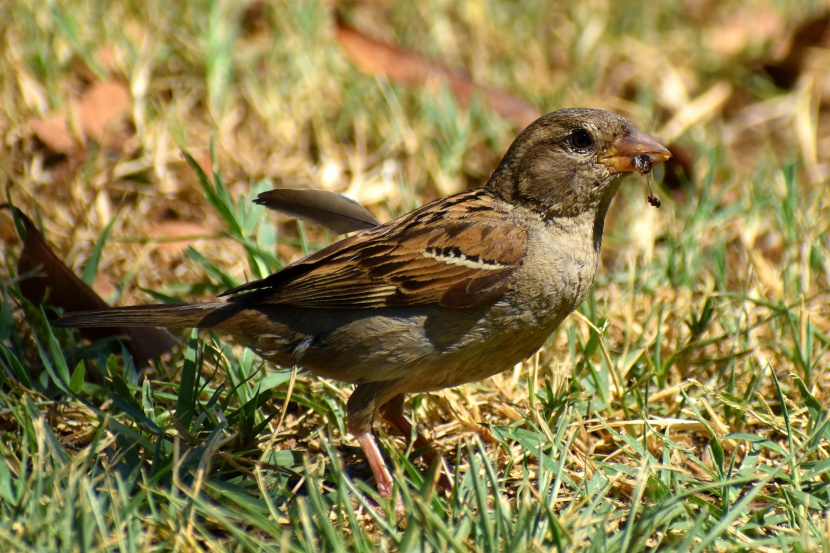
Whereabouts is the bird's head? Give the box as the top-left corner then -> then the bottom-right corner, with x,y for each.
487,108 -> 671,219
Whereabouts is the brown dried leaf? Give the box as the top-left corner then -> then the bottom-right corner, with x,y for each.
77,81 -> 131,143
96,46 -> 119,74
29,116 -> 77,155
29,80 -> 132,155
92,273 -> 116,301
10,206 -> 174,369
762,12 -> 830,89
335,22 -> 540,129
661,143 -> 695,203
145,221 -> 217,254
707,9 -> 782,57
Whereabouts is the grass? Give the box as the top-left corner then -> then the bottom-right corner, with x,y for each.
2,0 -> 830,550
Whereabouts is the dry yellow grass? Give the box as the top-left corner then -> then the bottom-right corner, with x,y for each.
1,0 -> 830,549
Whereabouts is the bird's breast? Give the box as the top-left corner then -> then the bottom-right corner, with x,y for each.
510,225 -> 599,320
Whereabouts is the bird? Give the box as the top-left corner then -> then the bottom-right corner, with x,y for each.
53,108 -> 671,499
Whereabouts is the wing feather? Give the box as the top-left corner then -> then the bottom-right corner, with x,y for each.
227,189 -> 528,309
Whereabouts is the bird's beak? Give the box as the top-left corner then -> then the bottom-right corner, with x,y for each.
599,125 -> 671,173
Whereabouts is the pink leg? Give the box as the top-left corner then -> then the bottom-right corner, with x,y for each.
379,393 -> 453,492
347,383 -> 399,498
353,430 -> 395,497
379,394 -> 431,452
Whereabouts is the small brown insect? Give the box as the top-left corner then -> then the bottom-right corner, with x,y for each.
633,154 -> 653,175
634,154 -> 660,208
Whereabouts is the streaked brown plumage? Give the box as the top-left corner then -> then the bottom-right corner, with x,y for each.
53,108 -> 670,499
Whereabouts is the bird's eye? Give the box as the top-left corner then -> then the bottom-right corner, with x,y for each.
569,128 -> 594,151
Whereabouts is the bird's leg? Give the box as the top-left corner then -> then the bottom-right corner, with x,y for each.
379,394 -> 413,441
347,383 -> 398,497
379,393 -> 453,492
353,430 -> 394,497
379,393 -> 429,452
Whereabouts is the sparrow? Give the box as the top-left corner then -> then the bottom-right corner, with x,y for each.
53,108 -> 671,499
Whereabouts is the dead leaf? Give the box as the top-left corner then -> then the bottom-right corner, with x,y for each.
9,206 -> 175,370
29,116 -> 77,155
661,143 -> 695,202
96,46 -> 119,74
762,12 -> 830,89
145,221 -> 217,254
92,272 -> 116,301
77,81 -> 131,143
707,9 -> 782,57
29,80 -> 132,155
335,21 -> 540,129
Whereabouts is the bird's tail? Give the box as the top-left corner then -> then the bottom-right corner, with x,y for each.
52,303 -> 228,329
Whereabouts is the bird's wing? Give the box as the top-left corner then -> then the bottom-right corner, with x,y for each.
224,189 -> 528,309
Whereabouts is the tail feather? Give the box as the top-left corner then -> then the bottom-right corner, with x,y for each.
53,303 -> 227,329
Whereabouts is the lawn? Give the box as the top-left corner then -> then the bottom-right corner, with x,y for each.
1,0 -> 830,551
